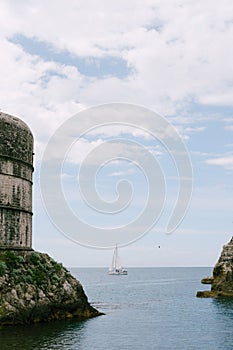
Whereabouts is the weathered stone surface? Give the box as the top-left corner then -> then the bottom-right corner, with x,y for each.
0,112 -> 34,249
0,250 -> 102,325
197,237 -> 233,298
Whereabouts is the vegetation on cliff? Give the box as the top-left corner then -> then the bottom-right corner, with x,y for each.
0,250 -> 101,325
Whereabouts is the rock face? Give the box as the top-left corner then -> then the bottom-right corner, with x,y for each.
0,250 -> 102,325
197,237 -> 233,298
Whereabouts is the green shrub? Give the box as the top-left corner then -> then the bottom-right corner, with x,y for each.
30,268 -> 47,287
5,250 -> 18,265
22,274 -> 33,284
30,252 -> 41,265
0,261 -> 7,276
51,274 -> 59,284
53,262 -> 63,272
4,251 -> 25,271
17,255 -> 25,264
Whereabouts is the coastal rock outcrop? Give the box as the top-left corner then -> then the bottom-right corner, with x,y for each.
197,237 -> 233,298
0,250 -> 101,325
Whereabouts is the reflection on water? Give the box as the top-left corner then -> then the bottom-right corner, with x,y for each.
210,298 -> 233,350
213,297 -> 233,315
0,319 -> 89,350
212,297 -> 233,322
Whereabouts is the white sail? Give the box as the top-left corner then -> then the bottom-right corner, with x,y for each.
109,247 -> 116,272
108,244 -> 127,275
115,245 -> 122,270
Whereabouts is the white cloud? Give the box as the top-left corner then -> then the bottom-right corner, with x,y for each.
200,91 -> 233,106
191,151 -> 213,157
206,154 -> 233,169
66,138 -> 159,166
177,125 -> 206,140
184,126 -> 206,133
108,168 -> 137,177
0,0 -> 232,130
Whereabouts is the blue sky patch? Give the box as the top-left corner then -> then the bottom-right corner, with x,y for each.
10,34 -> 131,79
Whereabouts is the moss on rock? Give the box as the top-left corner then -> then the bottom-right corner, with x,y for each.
0,250 -> 102,325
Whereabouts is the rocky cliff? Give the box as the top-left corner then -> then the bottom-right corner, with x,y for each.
0,250 -> 102,325
197,236 -> 233,298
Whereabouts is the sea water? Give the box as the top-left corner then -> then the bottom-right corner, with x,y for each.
1,267 -> 233,350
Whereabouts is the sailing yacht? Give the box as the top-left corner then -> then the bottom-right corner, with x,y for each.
108,244 -> 128,275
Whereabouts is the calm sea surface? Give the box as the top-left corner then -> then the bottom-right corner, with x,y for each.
1,267 -> 233,350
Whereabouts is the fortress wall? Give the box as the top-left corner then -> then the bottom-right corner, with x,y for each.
0,113 -> 33,249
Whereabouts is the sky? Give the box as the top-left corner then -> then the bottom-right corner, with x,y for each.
0,0 -> 233,267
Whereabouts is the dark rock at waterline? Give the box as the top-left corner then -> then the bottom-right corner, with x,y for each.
0,250 -> 102,325
197,237 -> 233,298
201,276 -> 214,284
196,291 -> 216,298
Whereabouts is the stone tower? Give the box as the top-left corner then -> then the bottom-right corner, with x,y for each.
0,112 -> 34,249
